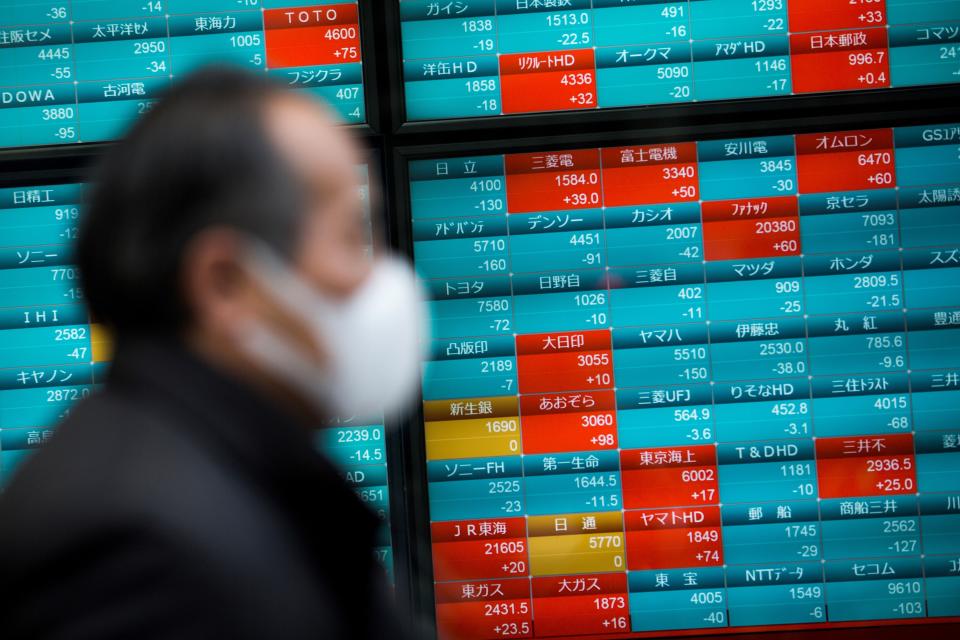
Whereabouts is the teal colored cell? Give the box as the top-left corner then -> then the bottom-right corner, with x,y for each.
698,156 -> 796,201
926,575 -> 960,617
0,1 -> 71,24
907,326 -> 960,370
693,55 -> 790,100
0,324 -> 93,367
904,264 -> 960,309
689,0 -> 788,39
921,514 -> 960,555
422,356 -> 516,401
316,424 -> 385,457
593,2 -> 690,47
610,283 -> 705,326
75,94 -> 146,143
0,100 -> 80,148
495,8 -> 593,54
800,210 -> 900,255
0,386 -> 92,429
912,387 -> 960,432
0,206 -> 78,248
894,125 -> 960,187
614,344 -> 711,388
70,0 -> 162,20
804,271 -> 905,316
410,177 -> 505,220
917,450 -> 960,493
890,41 -> 960,88
709,338 -> 807,382
514,290 -> 609,333
713,397 -> 812,441
718,460 -> 817,503
825,580 -> 925,622
404,75 -> 500,120
597,63 -> 694,107
525,471 -> 622,516
0,36 -> 74,88
426,298 -> 512,340
722,520 -> 820,565
401,13 -> 497,60
618,405 -> 716,448
168,33 -> 265,77
300,84 -> 365,124
821,516 -> 921,560
0,267 -> 80,309
72,37 -> 168,82
727,585 -> 824,627
321,440 -> 384,468
509,227 -> 607,273
899,199 -> 960,249
428,475 -> 524,521
629,589 -> 727,632
807,333 -> 907,377
415,236 -> 508,279
705,278 -> 802,321
886,0 -> 960,27
605,223 -> 703,267
811,392 -> 911,437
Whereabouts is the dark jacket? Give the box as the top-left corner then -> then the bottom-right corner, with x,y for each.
0,339 -> 407,639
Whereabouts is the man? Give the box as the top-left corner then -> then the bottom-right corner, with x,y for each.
0,68 -> 424,639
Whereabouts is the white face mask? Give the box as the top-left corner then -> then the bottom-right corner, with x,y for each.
238,242 -> 427,421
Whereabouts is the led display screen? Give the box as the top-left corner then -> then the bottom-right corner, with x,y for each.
399,0 -> 960,121
0,167 -> 395,575
0,1 -> 366,149
409,122 -> 960,637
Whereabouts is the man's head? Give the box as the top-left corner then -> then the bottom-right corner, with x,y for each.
78,68 -> 418,419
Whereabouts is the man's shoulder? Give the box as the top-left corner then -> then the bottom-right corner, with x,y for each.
0,388 -> 304,574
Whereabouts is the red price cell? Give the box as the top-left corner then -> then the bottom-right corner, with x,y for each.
432,518 -> 529,581
816,433 -> 917,499
621,445 -> 719,509
790,27 -> 890,94
264,4 -> 360,68
788,0 -> 887,33
701,196 -> 801,261
505,148 -> 601,213
436,578 -> 533,640
601,143 -> 699,207
531,573 -> 629,637
521,391 -> 617,454
796,127 -> 896,193
625,506 -> 723,570
500,49 -> 596,115
516,330 -> 613,394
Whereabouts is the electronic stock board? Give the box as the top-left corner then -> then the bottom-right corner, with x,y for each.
398,0 -> 960,121
0,0 -> 368,149
0,166 -> 396,577
410,121 -> 960,637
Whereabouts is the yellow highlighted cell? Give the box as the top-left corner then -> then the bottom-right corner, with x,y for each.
90,323 -> 113,363
425,415 -> 521,461
528,532 -> 626,576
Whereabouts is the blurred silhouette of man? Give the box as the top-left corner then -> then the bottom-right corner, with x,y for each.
0,67 -> 424,639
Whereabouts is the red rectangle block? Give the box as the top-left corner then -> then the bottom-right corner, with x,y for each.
531,574 -> 629,637
504,148 -> 602,213
521,391 -> 618,454
432,518 -> 529,581
796,128 -> 895,193
515,329 -> 611,356
790,28 -> 890,94
436,579 -> 533,640
500,49 -> 596,115
815,434 -> 917,498
264,4 -> 360,68
702,196 -> 800,261
788,0 -> 886,33
601,143 -> 700,207
621,446 -> 719,509
624,507 -> 723,570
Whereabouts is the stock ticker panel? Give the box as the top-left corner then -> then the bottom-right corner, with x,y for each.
410,123 -> 960,638
399,0 -> 960,121
0,1 -> 366,149
0,169 -> 395,577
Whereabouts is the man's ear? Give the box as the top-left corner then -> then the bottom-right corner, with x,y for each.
180,227 -> 253,334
